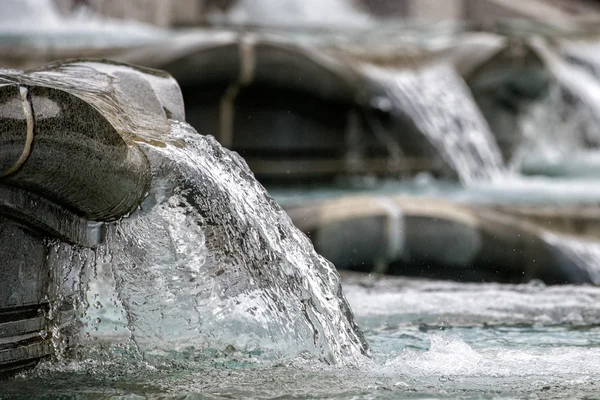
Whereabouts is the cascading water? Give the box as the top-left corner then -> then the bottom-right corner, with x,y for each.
6,14 -> 600,398
543,232 -> 600,285
0,60 -> 367,374
508,38 -> 600,175
100,121 -> 367,364
363,64 -> 506,184
516,38 -> 600,150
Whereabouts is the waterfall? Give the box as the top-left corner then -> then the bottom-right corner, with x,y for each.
102,121 -> 367,364
0,0 -> 65,31
531,38 -> 600,148
543,233 -> 600,285
0,60 -> 368,365
0,0 -> 163,47
363,64 -> 506,184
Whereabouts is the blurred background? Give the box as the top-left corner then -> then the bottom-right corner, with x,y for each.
28,0 -> 600,27
5,0 -> 600,285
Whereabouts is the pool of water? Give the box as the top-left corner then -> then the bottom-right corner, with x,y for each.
3,272 -> 600,399
269,173 -> 600,207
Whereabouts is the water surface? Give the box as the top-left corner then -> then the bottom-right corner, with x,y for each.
3,272 -> 600,399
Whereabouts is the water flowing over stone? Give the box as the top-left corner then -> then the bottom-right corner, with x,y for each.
363,64 -> 506,184
104,121 -> 367,364
0,60 -> 366,369
543,232 -> 600,285
530,38 -> 600,149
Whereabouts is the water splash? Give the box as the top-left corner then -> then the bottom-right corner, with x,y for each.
44,241 -> 98,360
363,64 -> 506,184
13,274 -> 600,398
102,120 -> 367,364
344,273 -> 600,396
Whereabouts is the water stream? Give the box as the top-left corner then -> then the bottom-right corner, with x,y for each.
363,64 -> 506,184
531,38 -> 600,149
3,117 -> 600,399
543,233 -> 600,285
100,120 -> 366,364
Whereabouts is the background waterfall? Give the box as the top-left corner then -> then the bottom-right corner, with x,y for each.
532,39 -> 600,148
543,233 -> 600,285
0,0 -> 163,47
364,64 -> 506,184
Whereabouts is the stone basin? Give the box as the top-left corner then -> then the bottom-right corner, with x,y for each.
284,195 -> 600,284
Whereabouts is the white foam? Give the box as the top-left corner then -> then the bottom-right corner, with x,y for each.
344,275 -> 600,325
384,333 -> 600,379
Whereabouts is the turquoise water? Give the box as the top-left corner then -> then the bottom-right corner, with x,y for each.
3,272 -> 600,399
269,173 -> 600,207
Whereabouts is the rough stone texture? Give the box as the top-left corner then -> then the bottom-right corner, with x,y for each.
0,216 -> 91,376
0,185 -> 103,247
0,218 -> 48,308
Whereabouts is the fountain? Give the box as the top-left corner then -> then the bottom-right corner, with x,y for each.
0,60 -> 367,374
105,24 -> 600,285
5,2 -> 600,397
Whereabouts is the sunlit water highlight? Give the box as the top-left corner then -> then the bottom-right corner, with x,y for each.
207,0 -> 373,28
